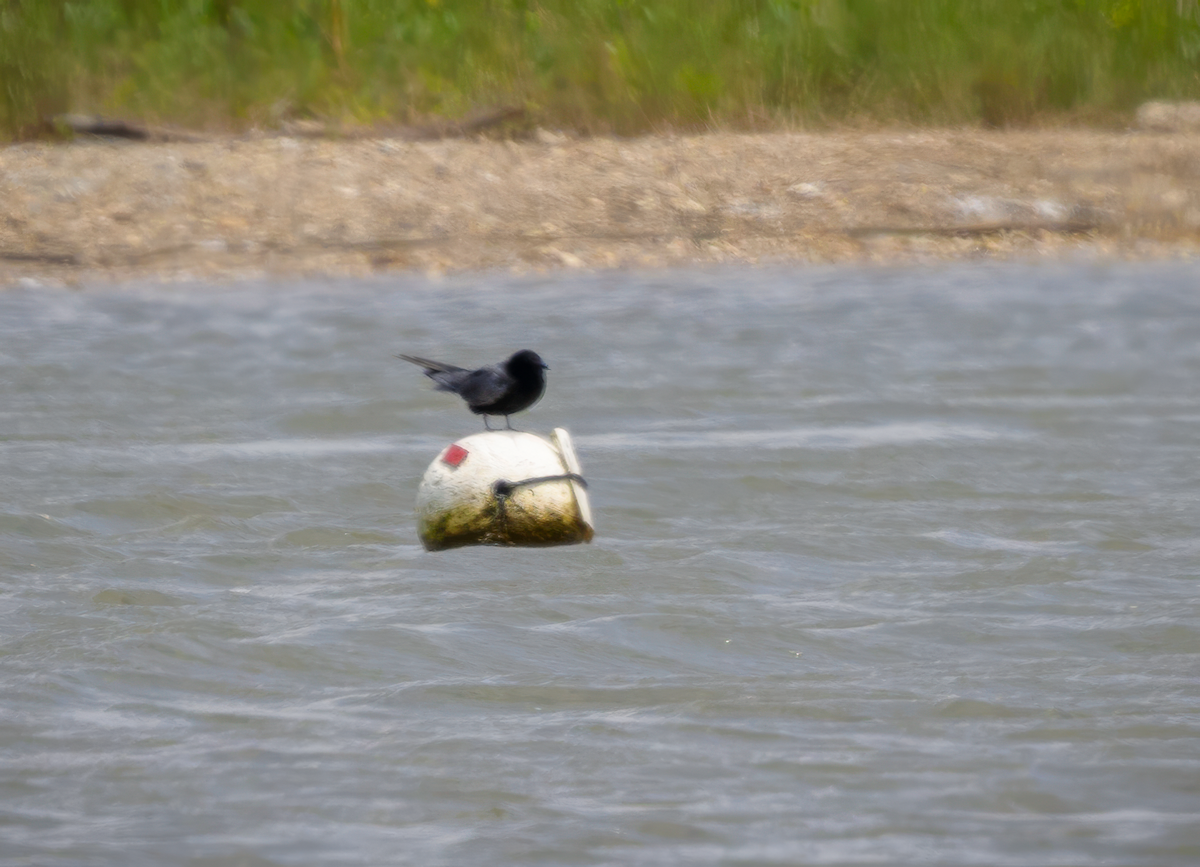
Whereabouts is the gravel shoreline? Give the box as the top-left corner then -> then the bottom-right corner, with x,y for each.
2,128 -> 1198,286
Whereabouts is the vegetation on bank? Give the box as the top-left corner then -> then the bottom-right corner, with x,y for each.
3,0 -> 1199,140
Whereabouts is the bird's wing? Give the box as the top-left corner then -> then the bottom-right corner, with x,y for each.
456,365 -> 514,407
395,354 -> 466,374
396,354 -> 475,393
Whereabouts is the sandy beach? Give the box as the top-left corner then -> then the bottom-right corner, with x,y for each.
2,127 -> 1199,286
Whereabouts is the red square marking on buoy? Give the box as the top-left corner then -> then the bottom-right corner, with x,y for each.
442,443 -> 469,467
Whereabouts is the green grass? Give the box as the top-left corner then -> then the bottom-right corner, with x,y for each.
4,0 -> 1200,140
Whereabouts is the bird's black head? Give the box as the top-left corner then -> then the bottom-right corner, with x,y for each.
507,349 -> 549,372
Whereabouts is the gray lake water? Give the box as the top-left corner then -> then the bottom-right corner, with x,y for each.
2,263 -> 1198,866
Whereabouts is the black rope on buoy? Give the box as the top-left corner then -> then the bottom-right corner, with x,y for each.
491,473 -> 589,531
492,473 -> 588,500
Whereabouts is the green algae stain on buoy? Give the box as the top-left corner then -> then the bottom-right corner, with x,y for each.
416,428 -> 593,551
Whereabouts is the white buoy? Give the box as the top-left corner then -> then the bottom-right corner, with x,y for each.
415,427 -> 593,551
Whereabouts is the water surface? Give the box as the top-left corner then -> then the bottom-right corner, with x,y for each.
2,263 -> 1198,865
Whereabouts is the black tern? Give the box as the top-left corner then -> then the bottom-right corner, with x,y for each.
397,349 -> 549,430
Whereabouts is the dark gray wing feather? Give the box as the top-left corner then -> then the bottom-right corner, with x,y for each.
454,365 -> 514,407
396,354 -> 472,393
396,354 -> 465,374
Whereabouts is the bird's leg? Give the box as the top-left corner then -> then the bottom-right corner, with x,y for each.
505,415 -> 517,431
483,416 -> 495,431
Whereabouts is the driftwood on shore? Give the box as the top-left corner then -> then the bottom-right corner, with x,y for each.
48,115 -> 213,143
48,106 -> 527,144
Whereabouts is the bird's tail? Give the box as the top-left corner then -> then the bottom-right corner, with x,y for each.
395,354 -> 466,374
